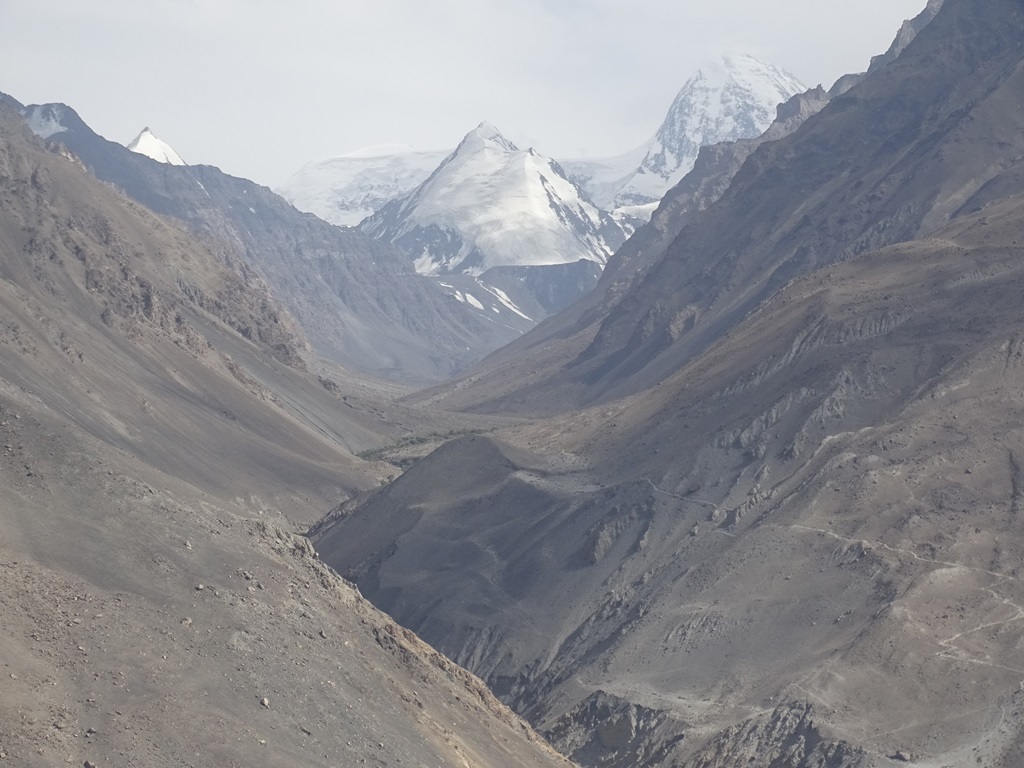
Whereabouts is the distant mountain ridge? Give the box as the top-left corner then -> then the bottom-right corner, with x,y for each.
275,56 -> 802,322
7,97 -> 531,382
278,53 -> 803,238
278,144 -> 450,227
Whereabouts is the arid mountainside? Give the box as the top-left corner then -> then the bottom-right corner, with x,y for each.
313,1 -> 1024,766
415,0 -> 1023,416
317,185 -> 1024,768
10,99 -> 528,383
0,104 -> 571,768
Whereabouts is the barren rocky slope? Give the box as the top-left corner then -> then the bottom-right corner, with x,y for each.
317,187 -> 1024,768
0,104 -> 571,768
313,1 -> 1024,765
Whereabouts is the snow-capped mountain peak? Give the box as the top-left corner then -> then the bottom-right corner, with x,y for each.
462,121 -> 519,153
647,54 -> 804,173
363,122 -> 627,278
564,54 -> 806,213
127,127 -> 186,166
22,104 -> 70,139
630,54 -> 804,206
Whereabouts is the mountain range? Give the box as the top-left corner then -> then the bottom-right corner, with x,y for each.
279,55 -> 803,323
281,55 -> 804,229
311,0 -> 1024,765
5,98 -> 535,383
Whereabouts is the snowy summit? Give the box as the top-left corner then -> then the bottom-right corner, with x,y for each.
565,54 -> 805,215
362,122 -> 626,276
127,127 -> 186,166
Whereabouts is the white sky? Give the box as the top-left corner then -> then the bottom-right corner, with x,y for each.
1,0 -> 927,187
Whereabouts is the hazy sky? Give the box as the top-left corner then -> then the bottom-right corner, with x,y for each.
1,1 -> 927,186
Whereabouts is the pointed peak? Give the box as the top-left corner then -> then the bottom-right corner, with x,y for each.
460,122 -> 519,153
127,127 -> 186,166
474,121 -> 503,137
